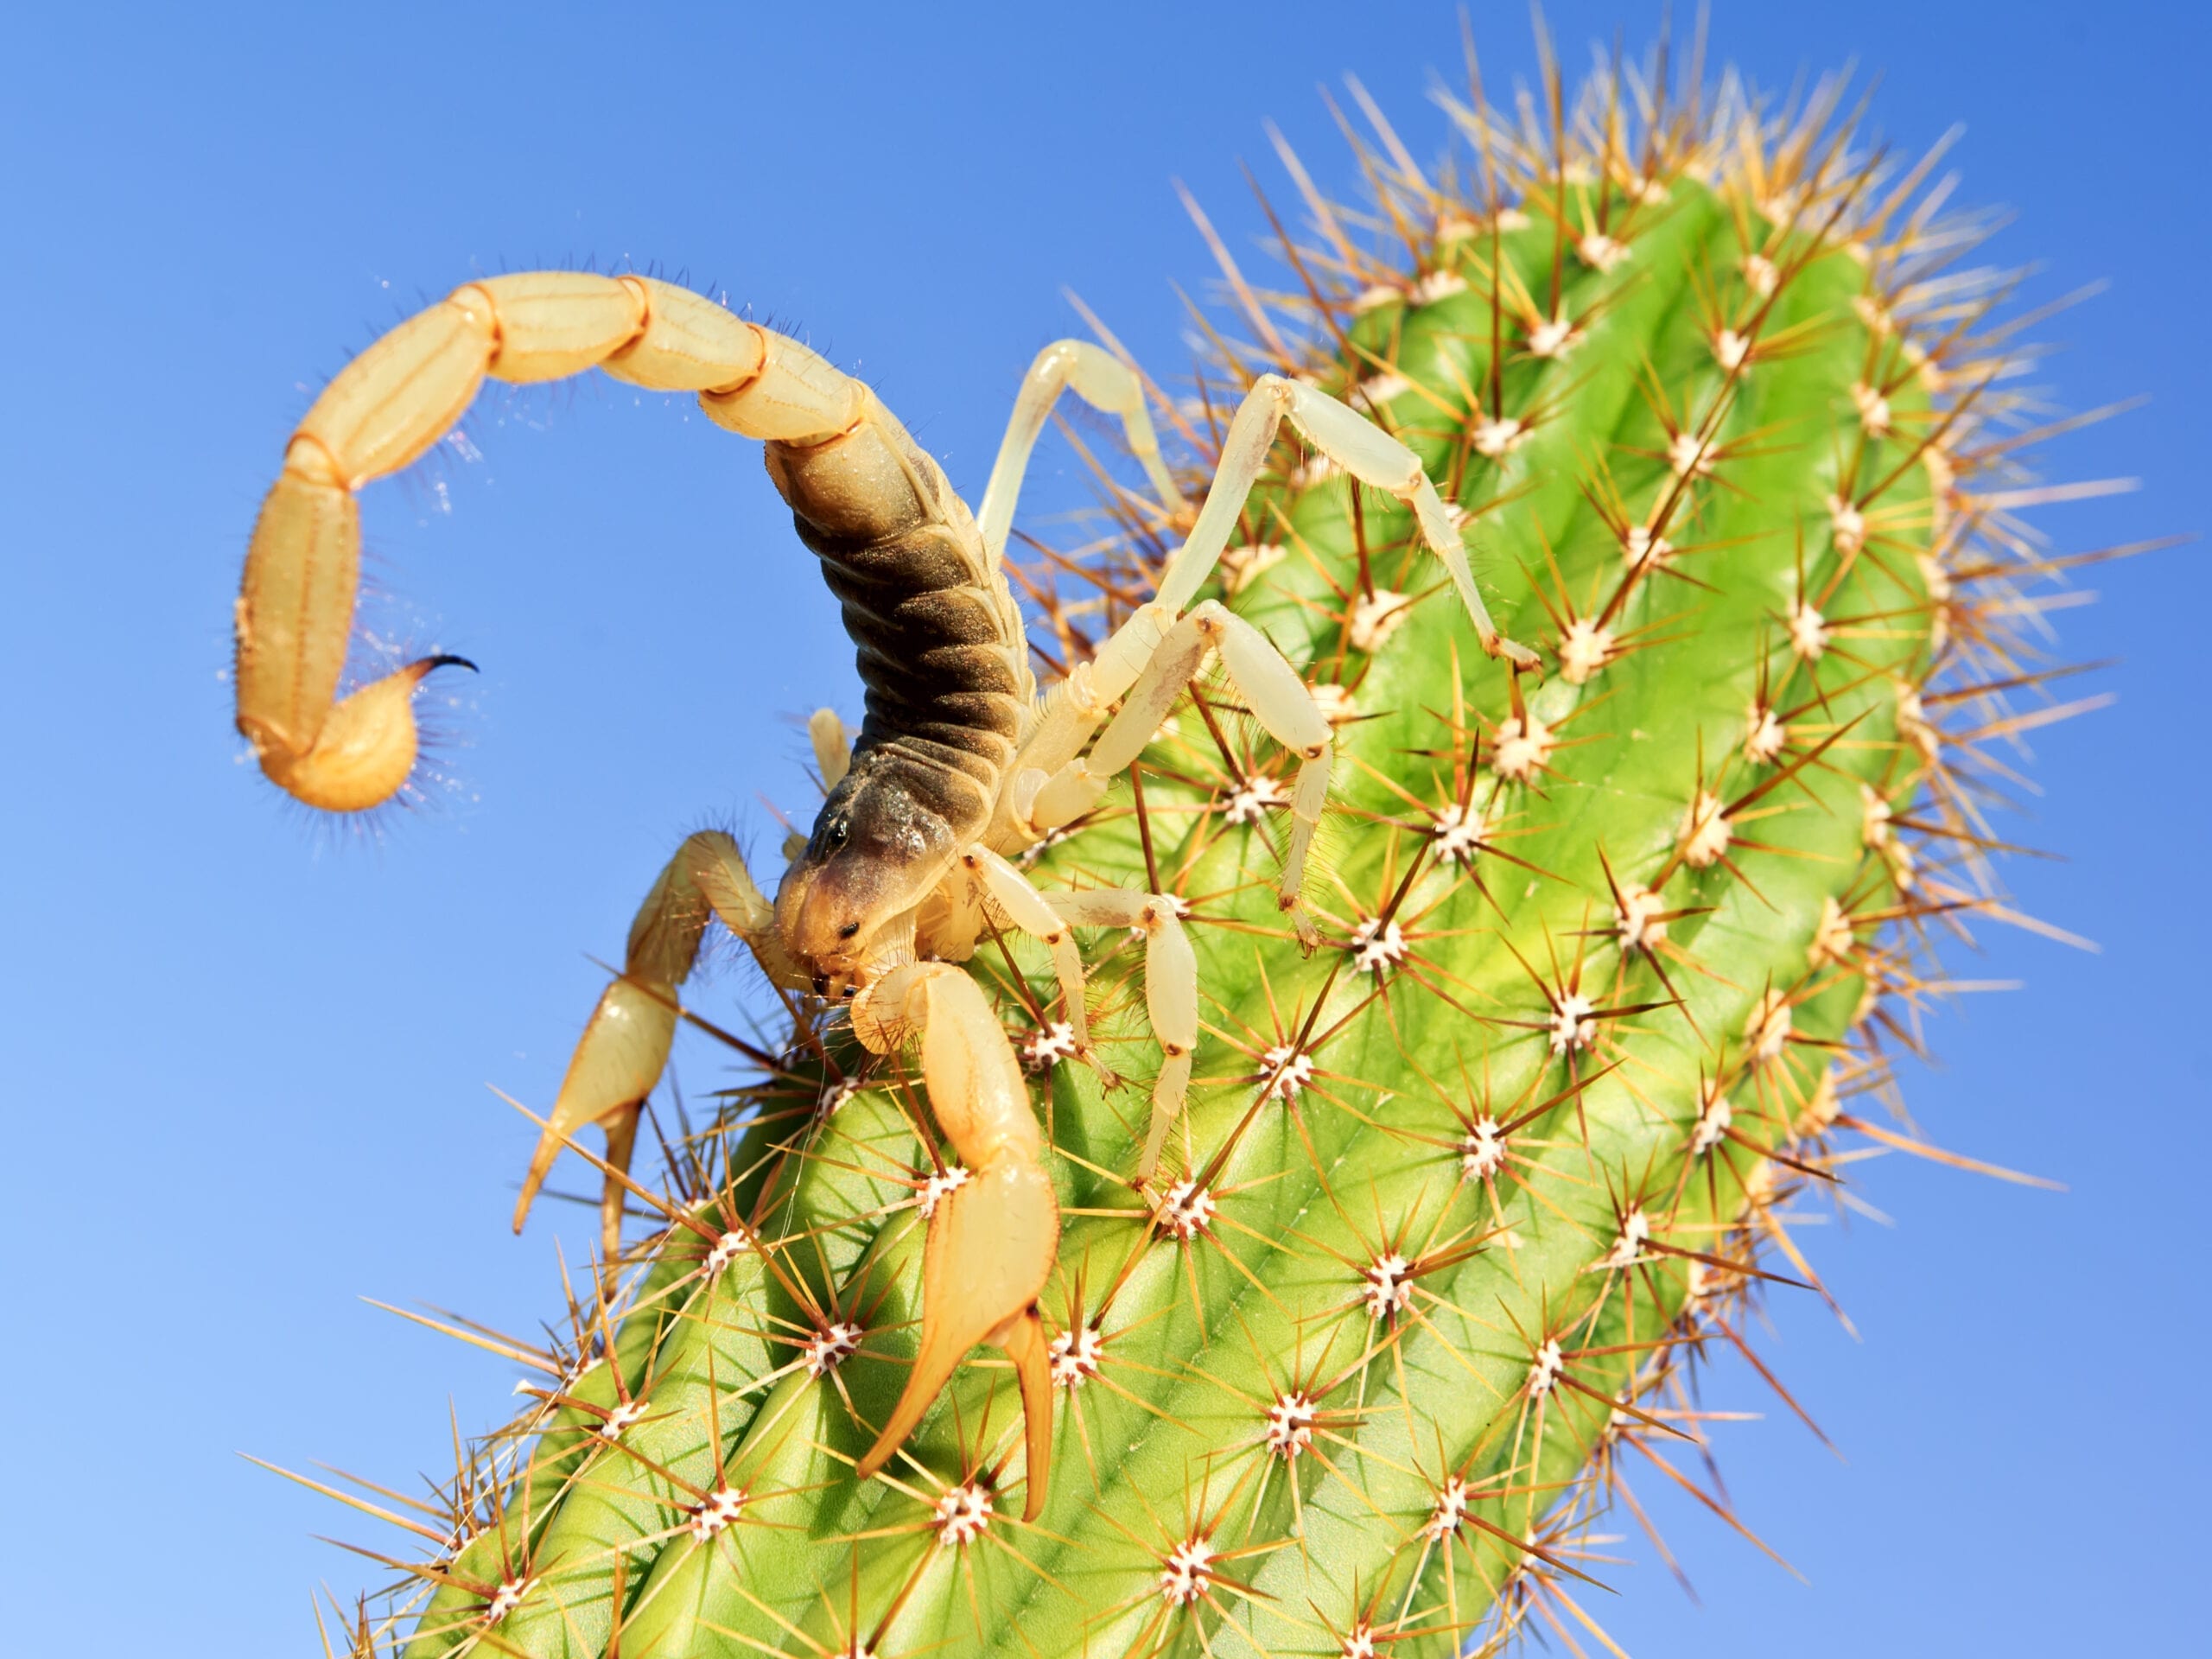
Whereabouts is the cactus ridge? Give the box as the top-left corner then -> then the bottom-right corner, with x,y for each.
293,34 -> 2119,1659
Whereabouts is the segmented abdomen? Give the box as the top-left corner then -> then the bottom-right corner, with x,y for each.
765,402 -> 1033,836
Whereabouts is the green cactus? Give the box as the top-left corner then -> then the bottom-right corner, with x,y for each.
299,37 -> 2099,1659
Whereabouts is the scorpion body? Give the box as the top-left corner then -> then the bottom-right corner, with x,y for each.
767,409 -> 1033,996
234,270 -> 1532,1519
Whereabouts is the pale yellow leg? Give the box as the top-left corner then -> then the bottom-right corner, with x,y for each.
512,830 -> 788,1260
849,961 -> 1058,1518
236,273 -> 874,812
965,846 -> 1096,1064
990,372 -> 1536,850
1130,373 -> 1541,673
808,706 -> 855,790
1047,889 -> 1198,1180
1033,601 -> 1333,923
974,340 -> 1185,563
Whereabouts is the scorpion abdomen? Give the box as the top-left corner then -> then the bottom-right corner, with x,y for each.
766,398 -> 1033,848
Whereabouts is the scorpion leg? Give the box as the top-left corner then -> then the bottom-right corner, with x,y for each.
1134,373 -> 1541,673
236,272 -> 876,813
993,374 -> 1537,852
1026,601 -> 1333,932
961,846 -> 1108,1077
850,961 -> 1058,1518
974,340 -> 1185,564
809,707 -> 855,790
512,830 -> 793,1260
1044,889 -> 1198,1182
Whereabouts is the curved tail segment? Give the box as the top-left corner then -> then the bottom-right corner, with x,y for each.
233,273 -> 871,811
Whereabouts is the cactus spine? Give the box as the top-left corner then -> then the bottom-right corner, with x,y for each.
304,39 -> 2100,1659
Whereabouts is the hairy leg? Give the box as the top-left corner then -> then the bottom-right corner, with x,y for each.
512,830 -> 789,1259
1046,887 -> 1198,1181
974,340 -> 1185,564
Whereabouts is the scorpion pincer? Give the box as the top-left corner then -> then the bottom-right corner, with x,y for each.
232,270 -> 1535,1517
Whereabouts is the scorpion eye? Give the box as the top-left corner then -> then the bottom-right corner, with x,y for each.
838,922 -> 861,940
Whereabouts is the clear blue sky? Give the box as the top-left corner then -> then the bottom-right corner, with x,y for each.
2,3 -> 2203,1651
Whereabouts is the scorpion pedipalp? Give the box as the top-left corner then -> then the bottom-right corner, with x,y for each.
850,961 -> 1058,1517
511,830 -> 784,1260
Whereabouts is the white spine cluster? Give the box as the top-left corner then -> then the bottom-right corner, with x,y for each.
1556,617 -> 1615,684
703,1231 -> 749,1276
1459,1116 -> 1508,1181
1357,371 -> 1412,407
1049,1323 -> 1105,1389
1349,915 -> 1408,974
1896,680 -> 1941,760
932,1482 -> 994,1549
1021,1020 -> 1078,1072
1787,596 -> 1831,661
1852,378 -> 1893,436
1349,588 -> 1415,652
1308,682 -> 1357,726
1691,1084 -> 1734,1156
1548,992 -> 1599,1055
1432,798 -> 1494,865
1224,773 -> 1289,825
1414,268 -> 1468,304
1743,699 -> 1789,765
1259,1044 -> 1316,1101
1159,1535 -> 1218,1607
484,1577 -> 536,1625
1472,414 -> 1527,458
1219,541 -> 1287,595
1422,1474 -> 1474,1540
802,1322 -> 863,1379
687,1485 -> 747,1543
1668,429 -> 1714,477
1808,895 -> 1856,967
1263,1389 -> 1319,1459
1491,714 -> 1555,783
1528,312 -> 1578,358
1527,1338 -> 1566,1400
1862,782 -> 1896,848
1680,790 -> 1733,868
1599,1207 -> 1651,1271
1157,1180 -> 1217,1241
1360,1252 -> 1417,1320
1577,231 -> 1630,270
1613,882 -> 1669,951
1745,989 -> 1793,1065
1623,524 -> 1675,569
1828,493 -> 1868,557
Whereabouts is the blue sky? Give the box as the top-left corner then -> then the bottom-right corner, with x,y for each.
2,2 -> 2203,1651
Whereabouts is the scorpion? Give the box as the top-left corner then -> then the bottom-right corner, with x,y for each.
232,270 -> 1535,1517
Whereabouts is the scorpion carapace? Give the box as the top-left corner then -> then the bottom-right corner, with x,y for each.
235,269 -> 1534,1520
780,747 -> 962,999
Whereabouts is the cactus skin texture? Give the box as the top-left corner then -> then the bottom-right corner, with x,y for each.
308,38 -> 2107,1659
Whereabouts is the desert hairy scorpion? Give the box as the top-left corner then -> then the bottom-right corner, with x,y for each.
232,270 -> 1533,1516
